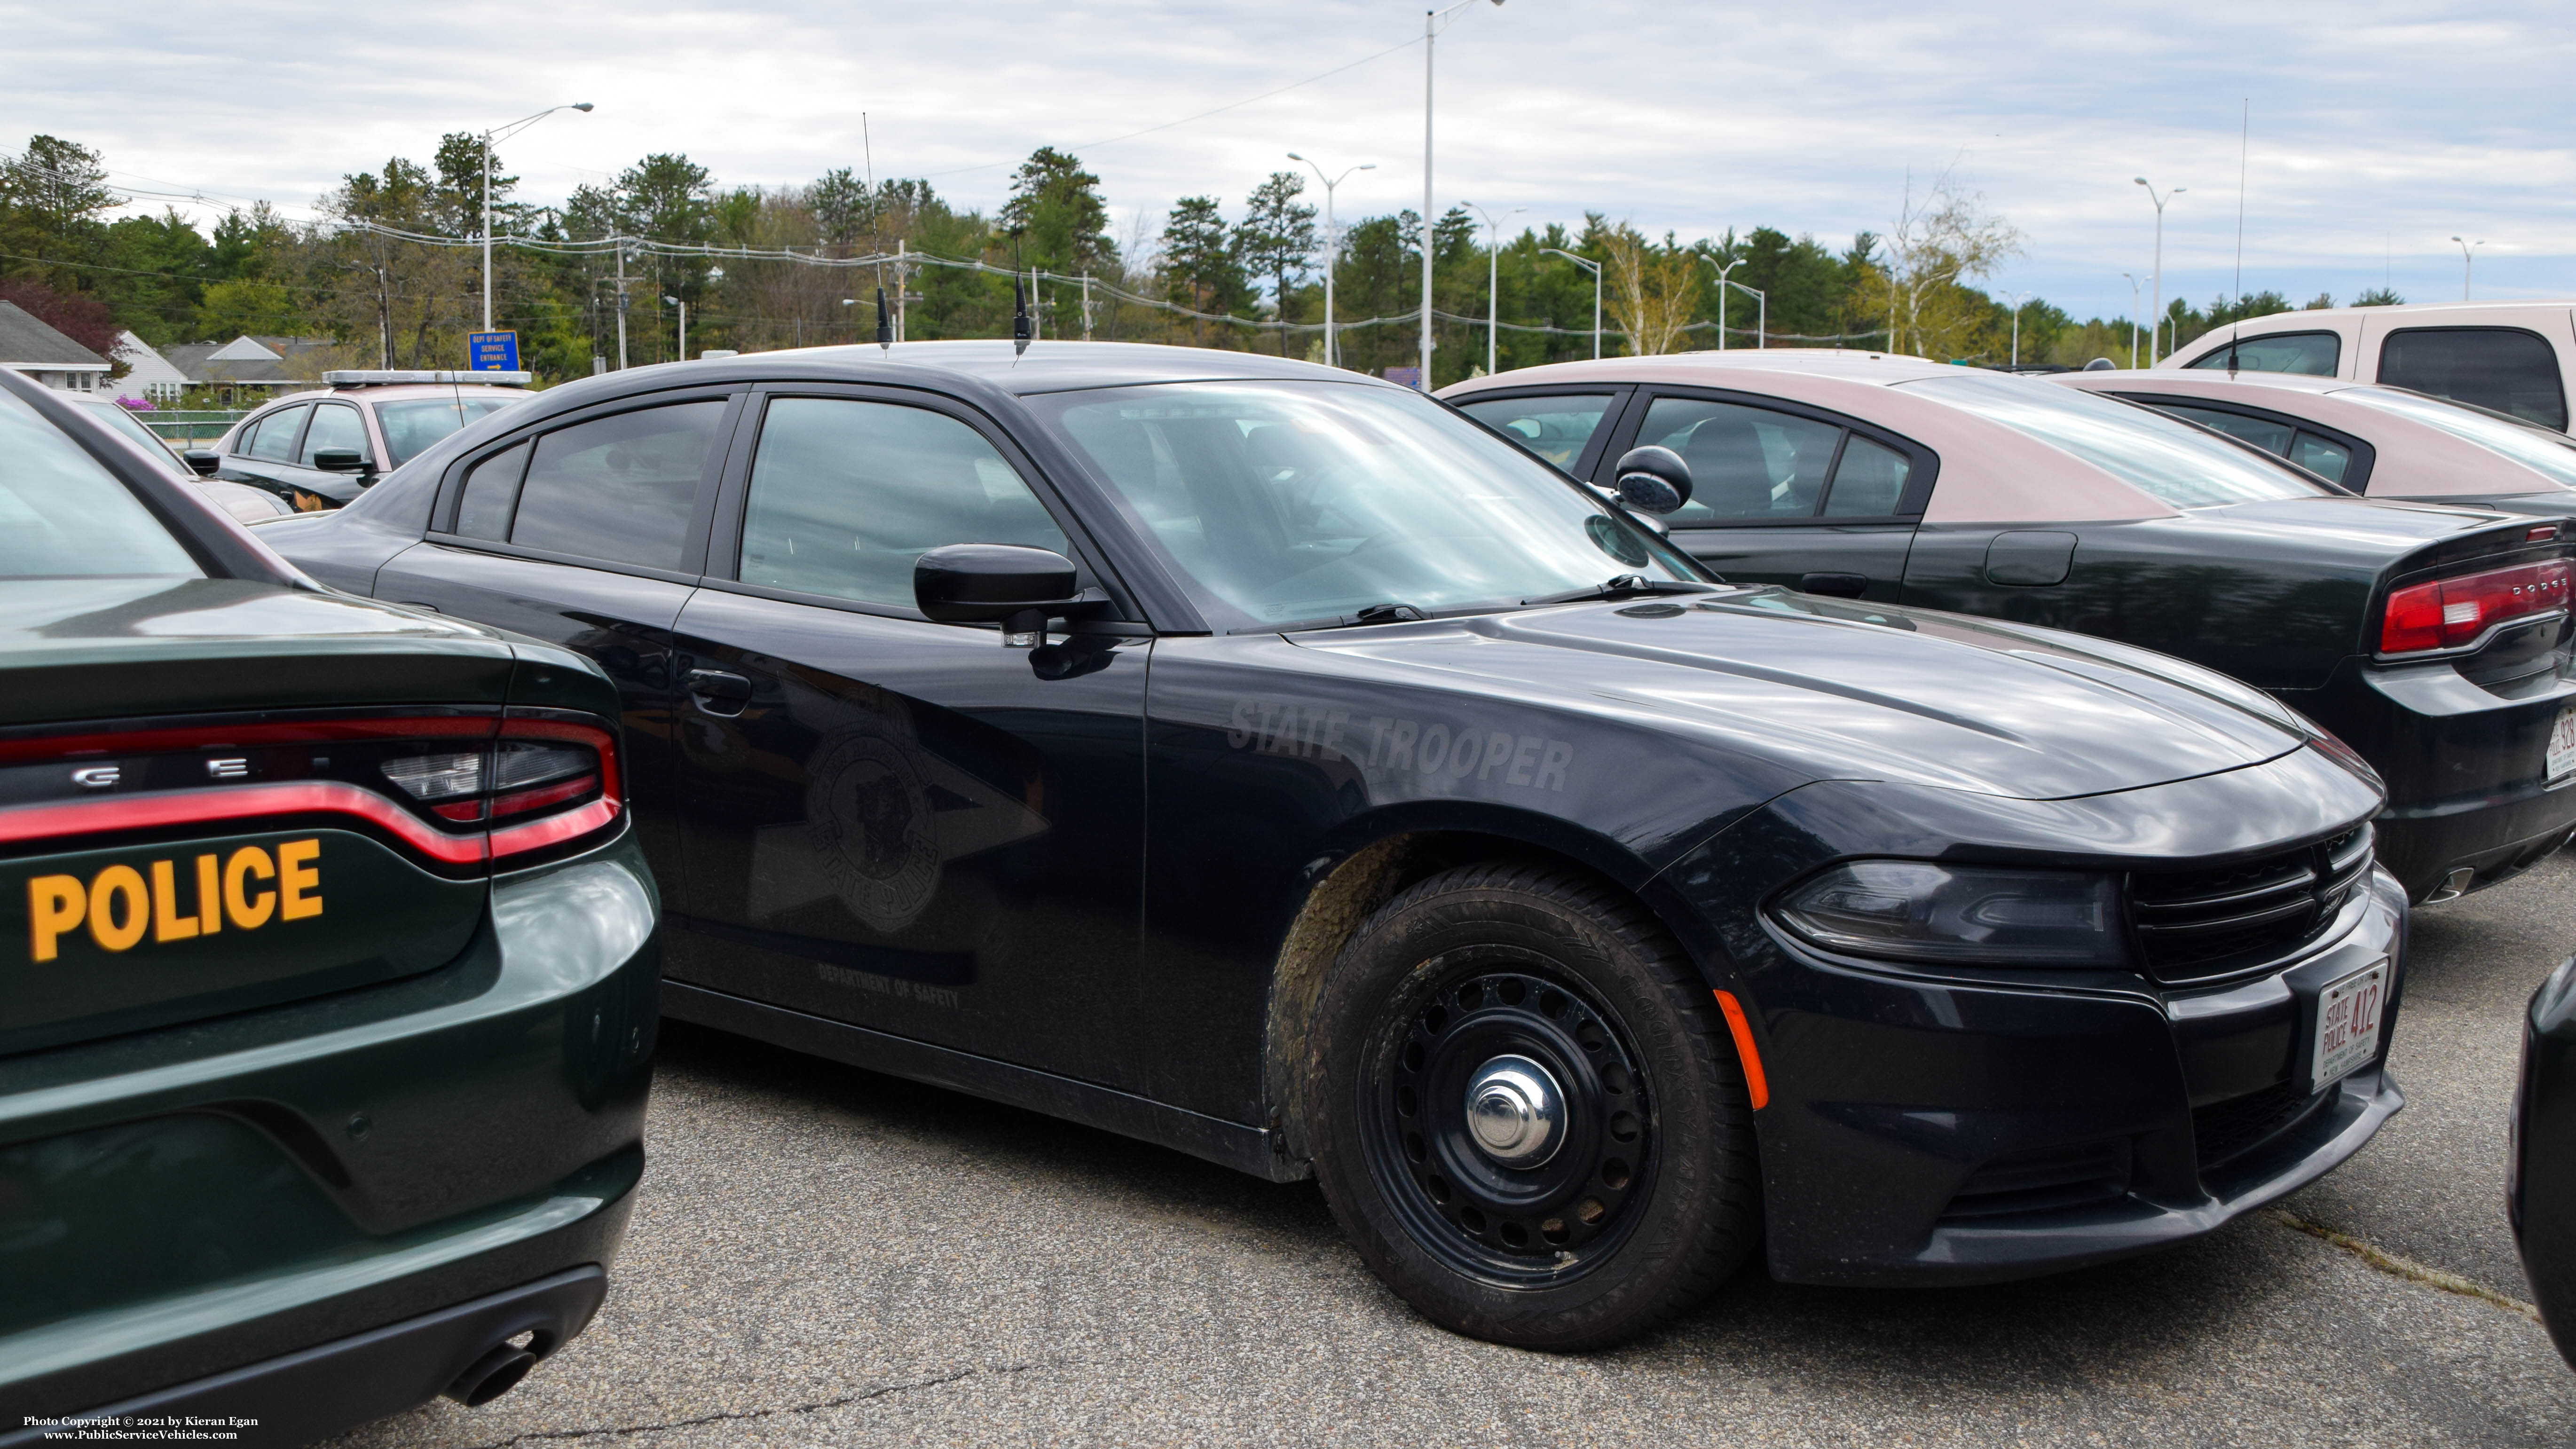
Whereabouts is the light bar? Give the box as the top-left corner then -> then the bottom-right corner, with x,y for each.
323,370 -> 533,387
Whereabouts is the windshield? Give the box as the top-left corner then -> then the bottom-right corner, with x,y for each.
376,395 -> 518,467
77,400 -> 190,477
1906,372 -> 2330,507
0,390 -> 202,580
2338,386 -> 2576,491
1027,380 -> 1703,631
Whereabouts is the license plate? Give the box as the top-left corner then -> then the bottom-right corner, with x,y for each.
2551,704 -> 2576,784
2313,961 -> 2389,1092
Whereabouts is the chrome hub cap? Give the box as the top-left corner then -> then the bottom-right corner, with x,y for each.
1465,1055 -> 1565,1167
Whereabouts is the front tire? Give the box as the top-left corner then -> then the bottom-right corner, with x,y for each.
1304,862 -> 1760,1350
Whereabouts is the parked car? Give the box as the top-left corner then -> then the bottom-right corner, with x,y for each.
0,367 -> 654,1435
61,393 -> 293,523
2161,301 -> 2576,433
2514,951 -> 2576,1366
205,370 -> 531,512
2054,368 -> 2576,518
267,340 -> 2404,1349
1442,351 -> 2576,906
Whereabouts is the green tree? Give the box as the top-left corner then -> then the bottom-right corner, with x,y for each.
2355,287 -> 2405,307
1000,147 -> 1116,276
1158,196 -> 1245,344
0,135 -> 116,288
1234,171 -> 1316,355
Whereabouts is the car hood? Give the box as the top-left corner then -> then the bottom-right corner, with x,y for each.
0,577 -> 518,727
1293,588 -> 2313,801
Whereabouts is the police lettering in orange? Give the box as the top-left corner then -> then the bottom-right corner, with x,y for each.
25,839 -> 322,962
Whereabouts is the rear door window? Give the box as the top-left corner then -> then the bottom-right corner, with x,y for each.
737,397 -> 1071,609
504,401 -> 727,571
299,403 -> 370,466
1453,393 -> 1621,473
2185,331 -> 2340,376
244,404 -> 308,461
2378,327 -> 2568,430
2288,433 -> 2355,486
2158,403 -> 2296,457
453,442 -> 530,541
1819,435 -> 1912,516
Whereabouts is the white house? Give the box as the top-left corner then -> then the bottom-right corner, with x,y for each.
100,330 -> 189,405
0,302 -> 111,392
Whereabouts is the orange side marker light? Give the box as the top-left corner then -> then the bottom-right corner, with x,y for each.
1713,990 -> 1769,1110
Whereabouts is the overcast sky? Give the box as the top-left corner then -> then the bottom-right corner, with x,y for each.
6,1 -> 2570,325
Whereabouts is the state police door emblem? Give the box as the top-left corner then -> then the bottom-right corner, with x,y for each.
806,713 -> 942,934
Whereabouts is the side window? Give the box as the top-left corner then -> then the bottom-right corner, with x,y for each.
245,404 -> 308,462
1819,436 -> 1912,517
2379,328 -> 2569,431
2289,433 -> 2355,486
299,403 -> 370,465
738,397 -> 1071,609
2158,403 -> 2296,456
453,442 -> 530,541
1636,396 -> 1843,525
507,401 -> 726,570
1453,393 -> 1619,472
2185,331 -> 2340,376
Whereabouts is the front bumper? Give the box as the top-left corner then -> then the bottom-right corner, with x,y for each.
0,838 -> 659,1421
1733,867 -> 2408,1288
2289,653 -> 2576,902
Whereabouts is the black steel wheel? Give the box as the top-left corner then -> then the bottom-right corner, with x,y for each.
1306,861 -> 1760,1350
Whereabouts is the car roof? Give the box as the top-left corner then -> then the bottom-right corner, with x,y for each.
1442,348 -> 1963,394
251,382 -> 530,407
2054,370 -> 2575,497
547,339 -> 1409,401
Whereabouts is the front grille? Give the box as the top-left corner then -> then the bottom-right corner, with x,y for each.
2192,1078 -> 2335,1170
1939,1138 -> 2133,1221
2129,825 -> 2373,984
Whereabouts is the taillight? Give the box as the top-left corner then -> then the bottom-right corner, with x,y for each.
2379,559 -> 2572,655
378,718 -> 620,859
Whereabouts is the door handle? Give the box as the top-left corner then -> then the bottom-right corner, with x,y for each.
685,669 -> 754,717
1799,572 -> 1870,599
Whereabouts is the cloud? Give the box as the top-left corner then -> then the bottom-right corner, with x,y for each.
4,0 -> 2568,319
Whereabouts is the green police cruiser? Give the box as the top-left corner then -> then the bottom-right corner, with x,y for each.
0,367 -> 656,1438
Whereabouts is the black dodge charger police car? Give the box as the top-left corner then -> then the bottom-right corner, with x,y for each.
264,340 -> 2403,1348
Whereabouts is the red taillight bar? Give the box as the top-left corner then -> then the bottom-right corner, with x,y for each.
0,782 -> 487,863
2380,559 -> 2572,655
0,715 -> 495,765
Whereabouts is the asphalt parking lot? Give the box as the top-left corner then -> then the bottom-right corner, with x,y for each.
337,854 -> 2576,1449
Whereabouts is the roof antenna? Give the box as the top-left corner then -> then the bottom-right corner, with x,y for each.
1010,230 -> 1034,356
875,286 -> 894,352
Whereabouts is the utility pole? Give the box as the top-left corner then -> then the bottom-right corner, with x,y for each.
614,243 -> 631,370
2134,177 -> 2183,362
2122,272 -> 2140,370
1289,153 -> 1374,368
897,239 -> 909,342
1082,273 -> 1094,340
1420,0 -> 1504,389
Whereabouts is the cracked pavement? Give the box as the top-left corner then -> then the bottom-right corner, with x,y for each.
331,853 -> 2576,1448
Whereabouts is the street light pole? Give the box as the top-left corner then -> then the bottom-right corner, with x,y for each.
1289,153 -> 1375,368
1701,255 -> 1743,351
2122,272 -> 2140,369
1538,248 -> 1601,360
1464,202 -> 1523,376
481,102 -> 592,335
2000,288 -> 2032,368
2133,177 -> 2183,363
663,295 -> 685,362
1421,0 -> 1503,389
2451,236 -> 2487,300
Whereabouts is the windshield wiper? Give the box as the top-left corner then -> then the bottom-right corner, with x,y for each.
1349,602 -> 1430,625
1520,575 -> 1726,607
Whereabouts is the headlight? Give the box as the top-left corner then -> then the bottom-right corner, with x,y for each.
1772,861 -> 2127,968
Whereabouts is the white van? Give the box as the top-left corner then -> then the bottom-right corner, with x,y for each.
2160,301 -> 2576,432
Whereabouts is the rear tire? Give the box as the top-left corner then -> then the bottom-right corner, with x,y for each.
1303,861 -> 1760,1350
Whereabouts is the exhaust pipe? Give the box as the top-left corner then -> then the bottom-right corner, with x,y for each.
443,1338 -> 542,1407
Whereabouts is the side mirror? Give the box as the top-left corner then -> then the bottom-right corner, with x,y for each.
915,543 -> 1087,644
1611,445 -> 1693,515
312,448 -> 371,473
182,449 -> 220,477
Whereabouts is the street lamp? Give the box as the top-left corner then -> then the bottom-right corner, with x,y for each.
479,105 -> 590,337
1463,202 -> 1523,376
662,295 -> 685,362
2451,236 -> 2487,300
2122,272 -> 2141,370
1999,288 -> 2032,368
1701,254 -> 1743,351
1288,153 -> 1374,368
1539,247 -> 1602,360
1420,0 -> 1505,389
2133,177 -> 2183,363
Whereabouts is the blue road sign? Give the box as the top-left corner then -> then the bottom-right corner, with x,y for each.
1380,365 -> 1423,390
468,331 -> 521,371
